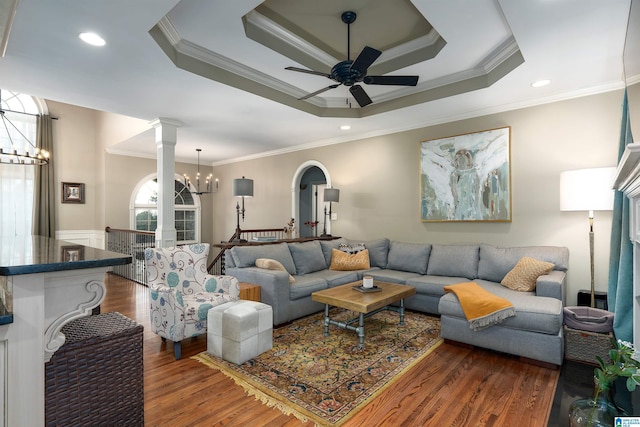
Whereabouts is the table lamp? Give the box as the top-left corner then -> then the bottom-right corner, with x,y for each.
232,176 -> 253,242
321,187 -> 340,237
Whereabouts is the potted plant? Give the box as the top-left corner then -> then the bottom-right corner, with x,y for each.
569,338 -> 640,426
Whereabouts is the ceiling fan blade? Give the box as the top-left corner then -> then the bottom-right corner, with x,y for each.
363,75 -> 419,86
350,46 -> 382,74
298,84 -> 340,100
285,66 -> 331,78
349,85 -> 372,107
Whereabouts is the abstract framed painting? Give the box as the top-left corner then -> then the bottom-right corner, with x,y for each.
419,126 -> 511,222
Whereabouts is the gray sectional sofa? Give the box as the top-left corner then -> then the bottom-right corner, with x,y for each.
225,238 -> 569,366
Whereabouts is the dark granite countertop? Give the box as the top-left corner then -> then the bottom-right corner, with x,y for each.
0,236 -> 131,276
0,236 -> 131,325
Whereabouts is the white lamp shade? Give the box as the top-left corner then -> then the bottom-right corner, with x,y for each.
559,167 -> 616,212
232,177 -> 253,197
324,188 -> 340,203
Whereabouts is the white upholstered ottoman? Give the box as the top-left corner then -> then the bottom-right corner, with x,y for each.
207,300 -> 273,365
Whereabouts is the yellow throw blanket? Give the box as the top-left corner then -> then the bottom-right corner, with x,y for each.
443,282 -> 516,331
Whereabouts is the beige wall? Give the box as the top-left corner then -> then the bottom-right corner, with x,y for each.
47,89 -> 626,306
48,100 -> 100,231
211,90 -> 624,306
47,101 -> 214,246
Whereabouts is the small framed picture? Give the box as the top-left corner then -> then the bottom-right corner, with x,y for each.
62,182 -> 85,204
62,245 -> 84,262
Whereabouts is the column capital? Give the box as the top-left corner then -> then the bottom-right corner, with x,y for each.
149,117 -> 184,129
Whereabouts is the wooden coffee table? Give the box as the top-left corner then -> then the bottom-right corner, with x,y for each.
311,280 -> 416,348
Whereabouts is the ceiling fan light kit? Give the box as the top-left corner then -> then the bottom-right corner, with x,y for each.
286,10 -> 420,107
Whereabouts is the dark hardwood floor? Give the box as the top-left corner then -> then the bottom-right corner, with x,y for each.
101,273 -> 578,426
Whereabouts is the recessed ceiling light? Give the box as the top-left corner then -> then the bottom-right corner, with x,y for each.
531,79 -> 551,88
79,32 -> 106,46
340,125 -> 351,130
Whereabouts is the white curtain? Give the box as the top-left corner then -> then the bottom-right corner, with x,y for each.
0,110 -> 36,236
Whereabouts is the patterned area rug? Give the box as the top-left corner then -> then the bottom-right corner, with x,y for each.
193,308 -> 442,426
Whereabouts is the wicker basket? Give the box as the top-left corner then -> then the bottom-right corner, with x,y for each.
45,311 -> 144,427
564,325 -> 613,366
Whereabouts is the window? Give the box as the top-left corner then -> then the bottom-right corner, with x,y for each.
131,175 -> 200,244
0,90 -> 39,236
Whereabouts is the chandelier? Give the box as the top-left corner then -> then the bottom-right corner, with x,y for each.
183,148 -> 216,195
0,90 -> 50,165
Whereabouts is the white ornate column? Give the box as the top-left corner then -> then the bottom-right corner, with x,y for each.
150,118 -> 182,248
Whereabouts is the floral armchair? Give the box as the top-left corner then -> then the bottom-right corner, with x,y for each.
144,243 -> 240,359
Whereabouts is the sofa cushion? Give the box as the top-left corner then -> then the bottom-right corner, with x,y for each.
348,238 -> 389,268
406,275 -> 474,298
477,244 -> 569,282
330,248 -> 371,271
320,238 -> 348,266
438,280 -> 563,335
289,276 -> 328,300
386,241 -> 431,274
255,258 -> 295,283
501,257 -> 554,292
288,240 -> 327,275
426,244 -> 479,279
366,269 -> 422,284
301,269 -> 359,288
229,243 -> 296,275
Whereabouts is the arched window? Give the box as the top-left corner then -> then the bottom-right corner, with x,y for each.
0,89 -> 40,236
131,174 -> 201,244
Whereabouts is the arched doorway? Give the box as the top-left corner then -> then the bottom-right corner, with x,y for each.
291,161 -> 333,238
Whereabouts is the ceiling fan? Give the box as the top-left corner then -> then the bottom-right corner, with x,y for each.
285,11 -> 420,107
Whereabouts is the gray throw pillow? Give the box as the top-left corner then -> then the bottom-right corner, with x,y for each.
426,244 -> 479,278
320,238 -> 348,266
229,242 -> 297,275
288,240 -> 327,275
349,238 -> 389,268
386,241 -> 431,274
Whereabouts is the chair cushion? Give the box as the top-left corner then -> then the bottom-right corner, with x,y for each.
182,292 -> 237,338
145,243 -> 211,294
288,240 -> 327,275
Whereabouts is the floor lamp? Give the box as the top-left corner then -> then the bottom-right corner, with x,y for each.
321,187 -> 340,237
232,176 -> 253,243
560,167 -> 616,307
